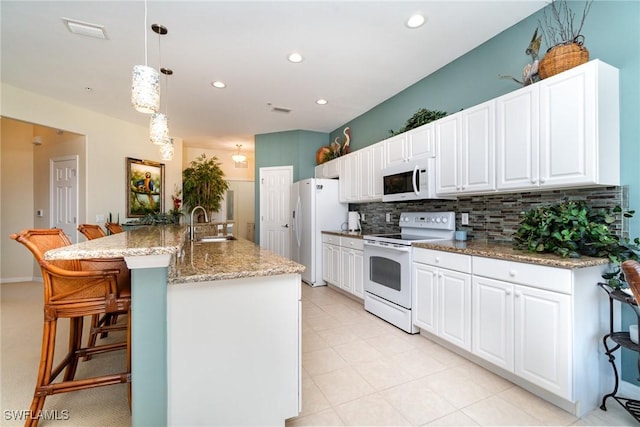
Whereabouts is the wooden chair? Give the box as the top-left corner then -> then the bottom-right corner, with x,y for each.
78,224 -> 131,356
78,223 -> 107,240
105,222 -> 124,234
622,260 -> 640,302
10,229 -> 131,426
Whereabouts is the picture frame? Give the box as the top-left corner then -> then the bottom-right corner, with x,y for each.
126,157 -> 164,217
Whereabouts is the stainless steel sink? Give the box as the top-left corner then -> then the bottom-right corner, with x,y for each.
196,235 -> 236,243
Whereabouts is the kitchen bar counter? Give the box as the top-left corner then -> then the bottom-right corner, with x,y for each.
413,240 -> 610,269
43,225 -> 304,426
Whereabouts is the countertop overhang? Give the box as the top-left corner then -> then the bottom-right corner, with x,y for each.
44,225 -> 305,283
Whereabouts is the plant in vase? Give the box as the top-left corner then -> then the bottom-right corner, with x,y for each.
537,0 -> 592,79
169,185 -> 183,223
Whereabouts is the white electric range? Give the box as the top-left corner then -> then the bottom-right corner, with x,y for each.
363,212 -> 456,333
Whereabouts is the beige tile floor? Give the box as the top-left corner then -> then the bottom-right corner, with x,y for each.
287,284 -> 639,426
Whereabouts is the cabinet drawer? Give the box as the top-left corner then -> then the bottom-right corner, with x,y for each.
473,256 -> 572,294
322,233 -> 340,245
413,248 -> 471,273
340,236 -> 364,251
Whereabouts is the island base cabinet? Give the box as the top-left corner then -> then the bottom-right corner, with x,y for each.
167,274 -> 301,426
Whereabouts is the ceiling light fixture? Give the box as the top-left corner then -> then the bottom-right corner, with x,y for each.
131,0 -> 160,114
211,81 -> 226,89
151,67 -> 173,146
288,52 -> 303,63
62,17 -> 109,39
150,24 -> 170,145
232,144 -> 247,163
160,138 -> 174,161
316,99 -> 328,105
406,14 -> 426,29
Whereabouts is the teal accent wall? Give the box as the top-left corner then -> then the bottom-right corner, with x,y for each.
328,2 -> 640,385
253,129 -> 328,241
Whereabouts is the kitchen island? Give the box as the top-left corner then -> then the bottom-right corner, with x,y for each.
44,225 -> 305,427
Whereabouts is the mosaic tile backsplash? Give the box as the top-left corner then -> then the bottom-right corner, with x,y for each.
352,186 -> 627,243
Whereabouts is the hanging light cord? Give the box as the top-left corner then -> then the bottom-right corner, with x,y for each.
144,0 -> 148,66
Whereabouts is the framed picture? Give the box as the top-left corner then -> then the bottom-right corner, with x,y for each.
126,157 -> 164,217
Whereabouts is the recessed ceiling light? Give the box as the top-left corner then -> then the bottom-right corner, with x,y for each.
62,17 -> 109,39
211,81 -> 226,89
406,14 -> 426,29
316,99 -> 328,105
288,52 -> 303,63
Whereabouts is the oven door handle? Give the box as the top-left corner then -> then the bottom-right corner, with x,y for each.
364,241 -> 411,253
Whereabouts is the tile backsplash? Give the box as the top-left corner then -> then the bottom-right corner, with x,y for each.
352,186 -> 627,243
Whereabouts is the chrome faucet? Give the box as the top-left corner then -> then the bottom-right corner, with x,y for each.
190,206 -> 208,241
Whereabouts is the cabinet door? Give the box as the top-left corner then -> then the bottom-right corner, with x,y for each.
514,285 -> 571,399
539,63 -> 596,187
496,86 -> 539,190
439,268 -> 471,350
359,149 -> 373,200
407,123 -> 435,160
435,113 -> 461,194
472,276 -> 514,371
322,243 -> 331,282
412,262 -> 438,334
340,248 -> 354,293
383,133 -> 408,167
461,101 -> 495,193
369,142 -> 385,200
339,153 -> 359,203
352,250 -> 364,299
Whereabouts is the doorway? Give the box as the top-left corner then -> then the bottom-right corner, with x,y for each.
51,156 -> 79,243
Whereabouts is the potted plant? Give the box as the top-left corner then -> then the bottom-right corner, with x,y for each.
389,108 -> 448,136
537,0 -> 592,79
182,154 -> 229,221
513,200 -> 639,288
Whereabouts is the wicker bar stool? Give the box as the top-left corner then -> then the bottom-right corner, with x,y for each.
10,229 -> 131,426
105,222 -> 124,234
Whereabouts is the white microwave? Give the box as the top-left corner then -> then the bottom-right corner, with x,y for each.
381,158 -> 436,202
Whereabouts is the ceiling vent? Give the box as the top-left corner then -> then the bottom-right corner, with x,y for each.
62,17 -> 109,40
270,106 -> 292,114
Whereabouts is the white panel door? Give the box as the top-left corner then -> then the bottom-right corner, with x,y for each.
412,263 -> 438,334
51,156 -> 78,243
259,166 -> 292,258
439,268 -> 471,351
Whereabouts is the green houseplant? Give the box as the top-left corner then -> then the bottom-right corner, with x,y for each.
389,108 -> 448,136
182,154 -> 229,220
513,200 -> 639,287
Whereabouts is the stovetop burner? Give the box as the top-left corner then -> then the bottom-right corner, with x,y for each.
364,212 -> 456,244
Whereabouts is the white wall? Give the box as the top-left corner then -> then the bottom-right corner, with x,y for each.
1,83 -> 183,282
1,118 -> 35,281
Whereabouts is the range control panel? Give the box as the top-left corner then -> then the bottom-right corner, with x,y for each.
399,212 -> 456,230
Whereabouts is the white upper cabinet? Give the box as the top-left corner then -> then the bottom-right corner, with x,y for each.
538,60 -> 619,188
496,59 -> 619,192
314,157 -> 341,179
339,142 -> 385,203
384,123 -> 435,168
436,100 -> 495,196
496,85 -> 539,190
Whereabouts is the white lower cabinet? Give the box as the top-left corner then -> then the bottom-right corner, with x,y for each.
412,248 -> 472,351
322,233 -> 364,299
471,275 -> 571,399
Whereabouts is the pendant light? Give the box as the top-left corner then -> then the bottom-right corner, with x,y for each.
150,24 -> 170,145
232,144 -> 247,163
150,68 -> 172,145
131,0 -> 160,113
160,138 -> 174,161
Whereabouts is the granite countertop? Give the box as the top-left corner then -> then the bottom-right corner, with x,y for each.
413,240 -> 610,269
44,225 -> 305,284
322,230 -> 365,238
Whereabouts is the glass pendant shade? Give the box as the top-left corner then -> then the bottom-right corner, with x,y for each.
150,112 -> 169,145
232,144 -> 246,162
132,65 -> 160,113
160,139 -> 174,161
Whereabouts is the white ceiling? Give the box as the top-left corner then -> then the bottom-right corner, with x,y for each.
1,1 -> 546,153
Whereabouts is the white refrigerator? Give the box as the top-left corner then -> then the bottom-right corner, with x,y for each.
291,178 -> 347,286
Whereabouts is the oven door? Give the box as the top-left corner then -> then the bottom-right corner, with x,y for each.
363,241 -> 412,309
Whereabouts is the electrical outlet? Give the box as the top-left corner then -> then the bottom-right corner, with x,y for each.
96,214 -> 105,222
361,213 -> 365,221
386,213 -> 391,222
461,213 -> 469,225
